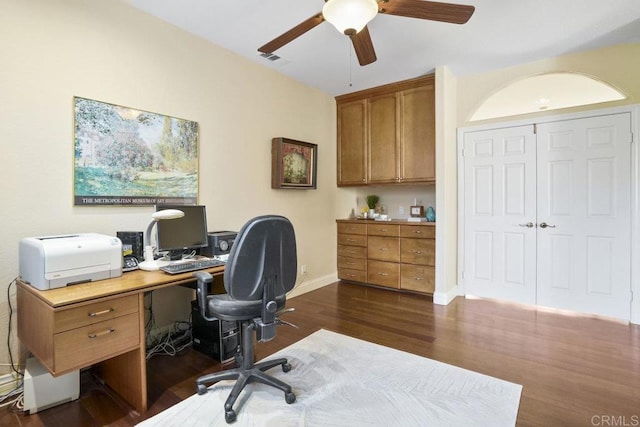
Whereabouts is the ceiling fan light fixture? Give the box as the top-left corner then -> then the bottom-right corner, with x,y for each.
322,0 -> 378,35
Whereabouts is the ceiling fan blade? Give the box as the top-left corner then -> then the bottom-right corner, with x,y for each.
350,26 -> 377,66
258,13 -> 325,54
380,0 -> 475,24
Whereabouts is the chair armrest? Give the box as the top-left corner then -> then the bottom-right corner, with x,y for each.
192,271 -> 217,321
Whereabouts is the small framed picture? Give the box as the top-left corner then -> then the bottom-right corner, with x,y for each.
410,205 -> 424,217
271,137 -> 318,189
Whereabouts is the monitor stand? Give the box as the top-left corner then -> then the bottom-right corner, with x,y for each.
167,250 -> 184,261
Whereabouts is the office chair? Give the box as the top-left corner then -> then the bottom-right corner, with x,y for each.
193,215 -> 297,423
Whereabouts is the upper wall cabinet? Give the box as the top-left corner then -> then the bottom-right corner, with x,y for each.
336,75 -> 435,187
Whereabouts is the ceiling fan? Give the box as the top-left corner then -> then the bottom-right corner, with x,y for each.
258,0 -> 475,66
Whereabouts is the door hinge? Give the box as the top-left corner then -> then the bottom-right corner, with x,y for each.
461,271 -> 465,280
533,123 -> 537,134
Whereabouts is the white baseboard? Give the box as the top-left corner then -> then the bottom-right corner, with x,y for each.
433,285 -> 459,305
289,273 -> 338,299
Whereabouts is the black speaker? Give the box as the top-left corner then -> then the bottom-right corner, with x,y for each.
191,300 -> 241,363
201,231 -> 237,257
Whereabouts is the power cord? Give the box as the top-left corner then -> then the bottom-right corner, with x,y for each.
2,278 -> 24,412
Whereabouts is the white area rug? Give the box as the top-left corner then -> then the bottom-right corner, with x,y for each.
138,329 -> 522,426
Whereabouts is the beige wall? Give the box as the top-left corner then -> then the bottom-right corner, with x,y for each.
457,43 -> 640,126
0,0 -> 338,373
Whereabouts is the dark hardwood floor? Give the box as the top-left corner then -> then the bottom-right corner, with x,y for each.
3,282 -> 639,426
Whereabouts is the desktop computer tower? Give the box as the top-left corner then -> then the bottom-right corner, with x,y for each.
191,300 -> 241,363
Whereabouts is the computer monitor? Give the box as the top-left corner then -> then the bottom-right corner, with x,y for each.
155,204 -> 208,260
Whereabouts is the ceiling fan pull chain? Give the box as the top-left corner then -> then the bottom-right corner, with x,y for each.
349,40 -> 353,87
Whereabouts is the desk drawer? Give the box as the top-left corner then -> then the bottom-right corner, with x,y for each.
401,238 -> 435,266
338,233 -> 367,247
54,312 -> 139,373
338,245 -> 367,259
367,224 -> 399,237
401,265 -> 435,294
367,260 -> 400,288
54,295 -> 138,333
400,225 -> 435,239
338,268 -> 366,283
367,236 -> 400,262
337,223 -> 366,235
338,256 -> 366,271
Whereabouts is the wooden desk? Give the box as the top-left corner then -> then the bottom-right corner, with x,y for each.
16,266 -> 225,413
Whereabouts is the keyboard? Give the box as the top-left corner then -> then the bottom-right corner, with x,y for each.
160,258 -> 226,274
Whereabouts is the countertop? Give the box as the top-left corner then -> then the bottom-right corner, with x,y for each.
336,218 -> 436,226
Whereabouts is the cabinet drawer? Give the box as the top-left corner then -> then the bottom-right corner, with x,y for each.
367,236 -> 400,262
338,244 -> 367,259
337,223 -> 367,235
401,238 -> 435,266
401,265 -> 435,294
367,260 -> 400,288
400,225 -> 435,239
367,224 -> 399,237
338,256 -> 366,271
54,295 -> 138,333
54,312 -> 139,373
338,233 -> 367,247
338,268 -> 367,283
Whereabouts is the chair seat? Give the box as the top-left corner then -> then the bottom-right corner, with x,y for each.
208,294 -> 286,321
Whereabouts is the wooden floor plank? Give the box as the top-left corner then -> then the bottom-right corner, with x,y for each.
4,282 -> 639,426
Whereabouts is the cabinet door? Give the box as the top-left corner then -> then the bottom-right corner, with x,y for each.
399,84 -> 435,182
368,93 -> 399,184
337,100 -> 367,186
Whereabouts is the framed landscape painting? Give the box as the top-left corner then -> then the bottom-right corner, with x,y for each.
271,137 -> 318,189
73,97 -> 199,206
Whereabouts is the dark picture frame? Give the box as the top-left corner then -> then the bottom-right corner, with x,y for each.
271,137 -> 318,189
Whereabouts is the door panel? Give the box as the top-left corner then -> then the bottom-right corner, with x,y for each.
536,113 -> 631,319
463,112 -> 632,321
463,125 -> 537,304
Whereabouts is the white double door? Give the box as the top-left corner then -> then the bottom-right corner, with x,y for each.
463,112 -> 632,320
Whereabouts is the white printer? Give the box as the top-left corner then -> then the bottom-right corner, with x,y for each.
19,233 -> 123,290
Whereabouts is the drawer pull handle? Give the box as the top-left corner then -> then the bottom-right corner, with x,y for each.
378,229 -> 387,232
414,230 -> 423,234
88,328 -> 115,339
347,238 -> 356,242
379,248 -> 388,251
88,308 -> 114,317
413,250 -> 423,254
347,262 -> 355,265
413,277 -> 424,280
378,272 -> 389,276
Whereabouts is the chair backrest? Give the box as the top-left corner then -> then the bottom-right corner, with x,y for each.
223,215 -> 297,301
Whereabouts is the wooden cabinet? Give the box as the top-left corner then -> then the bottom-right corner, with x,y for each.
17,289 -> 140,376
337,222 -> 367,283
399,225 -> 436,293
337,219 -> 435,294
368,93 -> 399,184
336,75 -> 435,186
337,100 -> 367,185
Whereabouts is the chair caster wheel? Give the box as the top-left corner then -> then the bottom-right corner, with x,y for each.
196,384 -> 207,395
225,409 -> 237,423
282,362 -> 292,372
285,392 -> 296,404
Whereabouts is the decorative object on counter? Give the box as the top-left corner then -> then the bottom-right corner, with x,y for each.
426,206 -> 436,222
366,195 -> 379,218
410,206 -> 424,217
271,137 -> 318,189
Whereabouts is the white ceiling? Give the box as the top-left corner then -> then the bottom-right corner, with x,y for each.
124,0 -> 640,97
